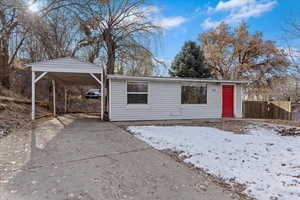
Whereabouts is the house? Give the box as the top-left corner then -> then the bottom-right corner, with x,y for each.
27,57 -> 249,121
107,75 -> 248,121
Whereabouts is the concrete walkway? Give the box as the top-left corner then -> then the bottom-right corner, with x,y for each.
1,115 -> 237,200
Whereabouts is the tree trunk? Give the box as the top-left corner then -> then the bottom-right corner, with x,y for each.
0,30 -> 10,88
103,31 -> 116,119
106,46 -> 115,74
105,31 -> 116,75
0,50 -> 10,88
104,40 -> 116,120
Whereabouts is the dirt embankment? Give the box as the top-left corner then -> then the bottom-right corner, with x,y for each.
0,88 -> 50,139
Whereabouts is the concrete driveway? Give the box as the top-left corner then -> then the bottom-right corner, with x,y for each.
1,115 -> 237,200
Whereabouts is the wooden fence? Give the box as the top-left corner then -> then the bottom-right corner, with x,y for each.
243,101 -> 291,120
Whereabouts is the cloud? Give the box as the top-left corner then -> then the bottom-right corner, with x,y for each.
142,6 -> 187,29
202,18 -> 222,29
156,16 -> 187,29
215,0 -> 256,11
195,4 -> 215,15
122,5 -> 187,31
141,5 -> 161,16
201,0 -> 277,29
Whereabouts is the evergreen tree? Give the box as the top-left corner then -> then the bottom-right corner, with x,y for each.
169,41 -> 211,78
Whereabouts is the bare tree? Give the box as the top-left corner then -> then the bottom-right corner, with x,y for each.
22,8 -> 79,62
244,75 -> 300,101
0,0 -> 26,88
282,14 -> 300,75
280,13 -> 300,101
0,0 -> 80,88
199,22 -> 290,87
114,46 -> 159,76
76,0 -> 161,74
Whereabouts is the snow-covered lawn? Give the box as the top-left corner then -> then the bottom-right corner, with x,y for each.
128,125 -> 300,200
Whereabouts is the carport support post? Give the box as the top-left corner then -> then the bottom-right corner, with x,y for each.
52,80 -> 56,117
89,73 -> 104,120
64,87 -> 67,113
32,71 -> 36,120
101,72 -> 104,120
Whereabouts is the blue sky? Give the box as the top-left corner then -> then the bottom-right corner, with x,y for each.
148,0 -> 300,75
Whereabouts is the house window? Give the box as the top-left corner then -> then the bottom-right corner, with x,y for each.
127,81 -> 148,104
181,84 -> 207,104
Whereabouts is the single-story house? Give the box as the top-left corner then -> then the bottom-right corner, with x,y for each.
107,75 -> 249,121
28,57 -> 249,121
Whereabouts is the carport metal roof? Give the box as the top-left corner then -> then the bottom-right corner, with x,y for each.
26,57 -> 104,120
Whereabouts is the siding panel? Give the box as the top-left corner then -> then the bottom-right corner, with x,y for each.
110,80 -> 240,121
235,84 -> 243,118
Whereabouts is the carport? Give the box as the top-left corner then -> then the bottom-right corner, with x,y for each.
27,57 -> 104,120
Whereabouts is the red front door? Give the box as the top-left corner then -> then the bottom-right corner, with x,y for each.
222,85 -> 234,118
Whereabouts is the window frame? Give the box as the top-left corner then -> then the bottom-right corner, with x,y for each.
181,83 -> 208,105
126,81 -> 149,105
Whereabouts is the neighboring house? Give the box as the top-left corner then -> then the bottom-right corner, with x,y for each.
292,103 -> 300,121
292,103 -> 300,112
107,75 -> 248,121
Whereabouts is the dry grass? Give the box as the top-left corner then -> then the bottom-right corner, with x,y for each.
261,119 -> 300,127
116,119 -> 253,134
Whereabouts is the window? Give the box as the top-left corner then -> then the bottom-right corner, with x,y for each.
181,84 -> 207,104
127,82 -> 148,104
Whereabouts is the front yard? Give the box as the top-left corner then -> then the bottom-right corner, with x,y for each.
128,122 -> 300,200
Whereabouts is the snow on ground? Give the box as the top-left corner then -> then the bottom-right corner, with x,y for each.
128,125 -> 300,200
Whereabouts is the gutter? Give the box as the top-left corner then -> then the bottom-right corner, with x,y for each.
107,75 -> 251,84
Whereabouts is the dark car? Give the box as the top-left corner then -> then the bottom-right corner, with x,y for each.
85,88 -> 101,99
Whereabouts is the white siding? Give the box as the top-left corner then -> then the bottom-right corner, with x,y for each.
235,84 -> 243,118
109,79 -> 240,121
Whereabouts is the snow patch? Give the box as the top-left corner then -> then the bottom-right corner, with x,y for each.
128,125 -> 300,200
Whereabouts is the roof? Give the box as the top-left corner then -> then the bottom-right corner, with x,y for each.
107,75 -> 250,84
26,57 -> 103,73
27,57 -> 103,86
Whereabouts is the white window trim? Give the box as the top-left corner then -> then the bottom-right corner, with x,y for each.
181,84 -> 208,105
126,80 -> 149,105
